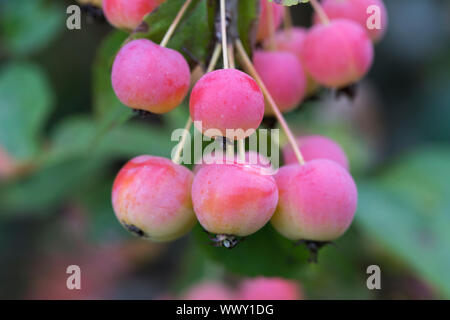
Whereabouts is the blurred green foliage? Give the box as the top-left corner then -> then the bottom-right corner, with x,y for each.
0,0 -> 63,56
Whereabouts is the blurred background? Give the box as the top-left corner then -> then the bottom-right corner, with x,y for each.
0,0 -> 449,299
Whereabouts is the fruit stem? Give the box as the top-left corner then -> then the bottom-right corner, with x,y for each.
220,0 -> 229,68
267,2 -> 277,51
172,43 -> 222,165
309,0 -> 330,25
208,43 -> 224,73
160,0 -> 193,47
227,43 -> 236,69
228,42 -> 244,162
283,6 -> 293,31
172,118 -> 193,165
235,39 -> 305,165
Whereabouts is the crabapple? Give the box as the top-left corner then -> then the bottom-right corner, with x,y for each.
112,155 -> 196,242
189,69 -> 264,140
316,0 -> 388,42
103,0 -> 165,30
264,27 -> 319,96
191,162 -> 278,238
112,39 -> 190,114
183,282 -> 235,300
253,50 -> 306,114
238,277 -> 303,300
257,0 -> 285,41
302,19 -> 374,88
272,160 -> 357,242
283,135 -> 349,170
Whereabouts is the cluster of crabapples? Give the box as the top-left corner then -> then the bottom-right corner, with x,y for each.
106,0 -> 387,256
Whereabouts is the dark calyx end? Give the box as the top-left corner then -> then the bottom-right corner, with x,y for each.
204,230 -> 244,249
122,221 -> 147,238
295,240 -> 333,264
134,21 -> 149,34
132,108 -> 154,119
335,83 -> 358,100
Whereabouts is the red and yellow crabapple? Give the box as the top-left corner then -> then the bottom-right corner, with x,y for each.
238,277 -> 303,300
253,50 -> 307,114
112,156 -> 196,242
283,135 -> 349,170
192,161 -> 278,242
257,0 -> 285,41
183,282 -> 235,300
265,27 -> 319,96
316,0 -> 388,42
103,0 -> 165,30
272,160 -> 357,242
112,39 -> 190,114
302,19 -> 374,88
189,69 -> 265,140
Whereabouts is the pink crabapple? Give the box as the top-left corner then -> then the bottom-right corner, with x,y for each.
271,160 -> 357,260
238,277 -> 303,300
253,50 -> 307,114
111,39 -> 190,114
283,135 -> 350,170
264,27 -> 319,96
316,0 -> 388,42
302,19 -> 374,88
191,161 -> 278,246
112,155 -> 196,242
103,0 -> 166,31
257,0 -> 285,41
189,69 -> 265,140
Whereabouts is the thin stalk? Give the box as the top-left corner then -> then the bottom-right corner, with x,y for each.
283,6 -> 293,30
227,43 -> 244,161
172,117 -> 193,165
227,43 -> 235,69
235,39 -> 305,165
267,2 -> 277,50
160,0 -> 193,47
220,0 -> 229,68
309,0 -> 330,25
172,43 -> 222,165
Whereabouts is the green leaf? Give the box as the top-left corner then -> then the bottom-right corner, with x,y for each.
0,0 -> 63,55
356,146 -> 450,298
0,108 -> 189,216
194,224 -> 308,277
0,62 -> 54,160
135,0 -> 214,64
77,177 -> 127,244
168,0 -> 213,64
92,30 -> 129,117
0,155 -> 105,215
237,0 -> 260,54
